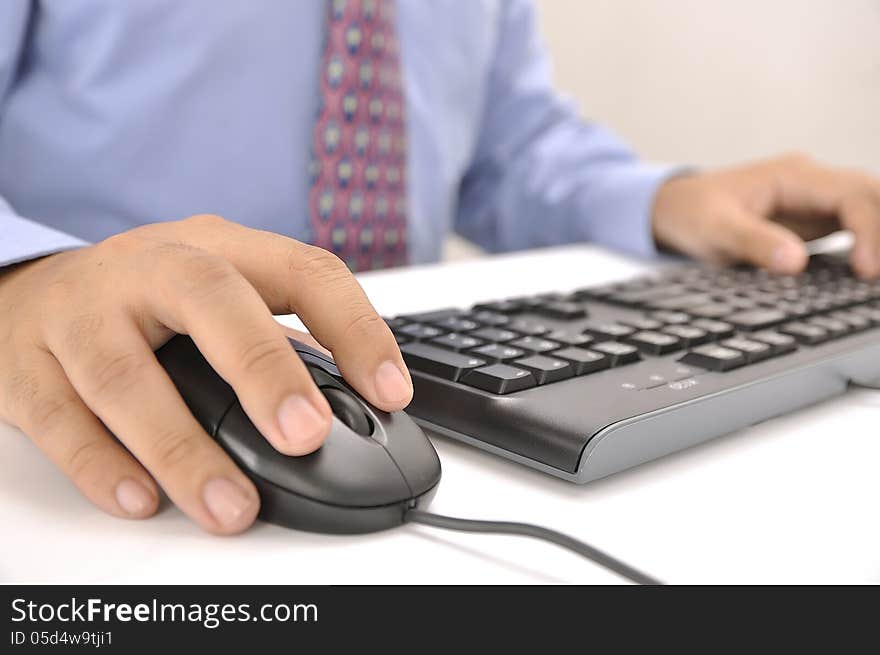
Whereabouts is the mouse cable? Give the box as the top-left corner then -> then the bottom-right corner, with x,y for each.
403,508 -> 663,585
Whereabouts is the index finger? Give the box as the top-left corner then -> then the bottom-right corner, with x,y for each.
171,216 -> 412,411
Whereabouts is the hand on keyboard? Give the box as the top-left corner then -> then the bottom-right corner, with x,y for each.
651,153 -> 880,278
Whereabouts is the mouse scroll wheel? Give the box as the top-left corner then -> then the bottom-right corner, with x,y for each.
322,387 -> 373,436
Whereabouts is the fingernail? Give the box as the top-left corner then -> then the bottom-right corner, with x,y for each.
115,478 -> 155,517
277,394 -> 328,447
202,478 -> 256,528
771,241 -> 806,274
374,360 -> 412,405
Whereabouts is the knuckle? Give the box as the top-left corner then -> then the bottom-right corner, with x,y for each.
779,151 -> 812,168
65,438 -> 105,481
26,391 -> 79,437
182,213 -> 228,230
238,337 -> 293,375
289,245 -> 351,287
177,252 -> 238,300
341,309 -> 387,343
150,427 -> 200,470
83,351 -> 147,403
96,231 -> 140,256
150,240 -> 201,259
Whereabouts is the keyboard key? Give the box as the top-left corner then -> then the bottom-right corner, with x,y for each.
830,311 -> 871,332
823,292 -> 855,310
399,323 -> 444,340
529,292 -> 565,302
533,301 -> 587,320
678,344 -> 746,371
650,311 -> 690,325
584,322 -> 636,340
649,293 -> 716,311
691,318 -> 735,339
468,310 -> 510,327
472,300 -> 522,315
550,347 -> 609,375
851,305 -> 880,324
776,301 -> 812,319
430,333 -> 485,352
400,343 -> 486,381
750,331 -> 798,355
399,309 -> 462,323
471,327 -> 518,343
571,284 -> 617,300
718,295 -> 759,311
547,330 -> 594,346
612,285 -> 690,307
619,317 -> 663,331
721,337 -> 773,363
384,317 -> 410,330
805,298 -> 834,314
512,355 -> 574,384
468,343 -> 526,362
625,330 -> 682,355
433,316 -> 479,332
394,334 -> 411,345
778,322 -> 829,345
689,303 -> 735,319
741,291 -> 779,306
507,296 -> 547,311
807,315 -> 849,339
508,336 -> 561,354
661,325 -> 709,347
462,364 -> 536,395
505,296 -> 544,311
591,341 -> 641,366
508,318 -> 551,336
725,308 -> 788,331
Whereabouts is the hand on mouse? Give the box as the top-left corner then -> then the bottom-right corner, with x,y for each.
0,215 -> 412,534
651,153 -> 880,277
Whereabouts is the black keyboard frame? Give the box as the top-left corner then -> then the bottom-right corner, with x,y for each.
386,252 -> 880,483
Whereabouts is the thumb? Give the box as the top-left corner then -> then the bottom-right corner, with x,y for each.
715,206 -> 809,275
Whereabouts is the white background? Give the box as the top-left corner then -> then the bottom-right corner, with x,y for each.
536,0 -> 880,172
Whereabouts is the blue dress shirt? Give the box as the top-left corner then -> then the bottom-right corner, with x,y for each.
0,0 -> 675,267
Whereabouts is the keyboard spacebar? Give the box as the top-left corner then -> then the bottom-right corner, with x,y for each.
400,342 -> 486,381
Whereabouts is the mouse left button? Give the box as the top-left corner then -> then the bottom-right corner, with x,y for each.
155,335 -> 238,435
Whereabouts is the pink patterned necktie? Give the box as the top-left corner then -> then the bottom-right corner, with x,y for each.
308,0 -> 408,272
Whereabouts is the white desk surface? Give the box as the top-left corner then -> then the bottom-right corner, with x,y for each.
3,244 -> 879,584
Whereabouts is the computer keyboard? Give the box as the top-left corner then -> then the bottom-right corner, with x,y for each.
384,250 -> 880,483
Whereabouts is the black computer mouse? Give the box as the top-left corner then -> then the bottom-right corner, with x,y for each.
155,334 -> 441,534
